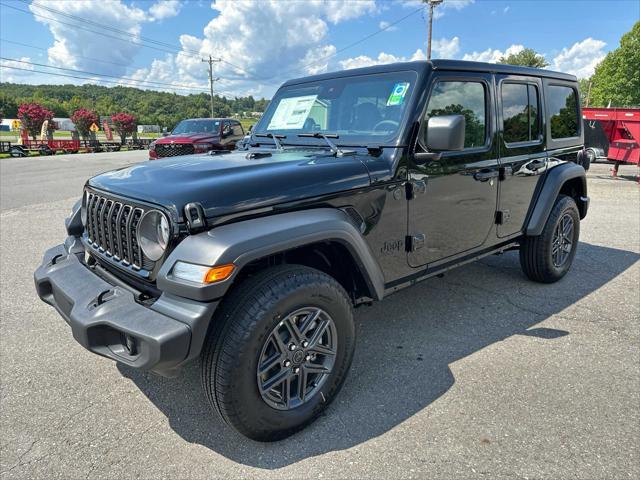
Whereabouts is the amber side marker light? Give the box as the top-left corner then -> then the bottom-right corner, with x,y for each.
171,262 -> 236,284
204,264 -> 235,284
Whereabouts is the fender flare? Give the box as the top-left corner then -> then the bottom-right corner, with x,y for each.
526,162 -> 587,237
157,208 -> 385,302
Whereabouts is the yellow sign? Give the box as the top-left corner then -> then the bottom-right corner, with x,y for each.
11,119 -> 21,130
89,123 -> 99,132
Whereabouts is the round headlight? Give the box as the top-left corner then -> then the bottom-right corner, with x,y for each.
137,210 -> 171,262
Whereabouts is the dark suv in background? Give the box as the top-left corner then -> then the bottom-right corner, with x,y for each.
149,118 -> 245,159
36,60 -> 588,441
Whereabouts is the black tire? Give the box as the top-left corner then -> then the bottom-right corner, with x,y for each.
201,265 -> 355,441
520,195 -> 580,283
10,147 -> 26,158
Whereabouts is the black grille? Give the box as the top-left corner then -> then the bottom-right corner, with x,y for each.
155,143 -> 195,158
85,191 -> 150,270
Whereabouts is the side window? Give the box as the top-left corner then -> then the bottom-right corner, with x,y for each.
502,83 -> 540,144
425,81 -> 486,149
548,85 -> 579,139
232,122 -> 244,136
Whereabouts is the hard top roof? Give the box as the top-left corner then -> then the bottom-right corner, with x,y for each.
282,59 -> 577,87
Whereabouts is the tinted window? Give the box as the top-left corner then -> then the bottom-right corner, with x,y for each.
172,119 -> 220,134
425,81 -> 486,149
502,83 -> 540,143
548,86 -> 579,139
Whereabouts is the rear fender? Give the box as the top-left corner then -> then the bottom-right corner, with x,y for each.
526,162 -> 588,236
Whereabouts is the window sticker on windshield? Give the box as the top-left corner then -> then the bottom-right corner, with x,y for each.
387,82 -> 410,106
267,95 -> 318,130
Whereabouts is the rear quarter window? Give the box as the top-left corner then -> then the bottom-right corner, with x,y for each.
548,85 -> 579,139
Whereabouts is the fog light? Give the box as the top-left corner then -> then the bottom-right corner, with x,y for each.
172,262 -> 235,284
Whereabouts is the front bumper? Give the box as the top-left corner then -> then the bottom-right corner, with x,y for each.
34,243 -> 218,376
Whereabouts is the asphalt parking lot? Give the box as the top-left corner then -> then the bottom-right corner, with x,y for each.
1,152 -> 638,479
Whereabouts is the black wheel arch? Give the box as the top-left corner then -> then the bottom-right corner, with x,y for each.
526,162 -> 588,237
157,208 -> 385,303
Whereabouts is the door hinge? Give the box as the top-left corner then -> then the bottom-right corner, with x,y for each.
406,179 -> 427,200
406,233 -> 426,252
495,210 -> 511,225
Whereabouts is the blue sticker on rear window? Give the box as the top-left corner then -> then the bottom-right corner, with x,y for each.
387,82 -> 410,106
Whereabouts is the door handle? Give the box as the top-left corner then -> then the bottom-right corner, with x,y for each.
473,169 -> 499,182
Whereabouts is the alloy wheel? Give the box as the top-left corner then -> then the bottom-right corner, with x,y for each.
257,307 -> 337,410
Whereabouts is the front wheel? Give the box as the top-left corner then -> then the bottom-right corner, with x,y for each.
201,265 -> 355,441
520,195 -> 580,283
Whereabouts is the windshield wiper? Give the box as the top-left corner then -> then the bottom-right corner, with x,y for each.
297,133 -> 354,157
254,133 -> 286,151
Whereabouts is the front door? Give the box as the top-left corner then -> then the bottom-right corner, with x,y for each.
496,75 -> 547,237
408,73 -> 499,267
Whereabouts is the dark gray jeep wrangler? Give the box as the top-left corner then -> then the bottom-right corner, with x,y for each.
35,60 -> 589,441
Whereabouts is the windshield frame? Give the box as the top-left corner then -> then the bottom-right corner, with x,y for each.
253,70 -> 420,148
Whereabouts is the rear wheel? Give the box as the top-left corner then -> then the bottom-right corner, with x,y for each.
520,195 -> 580,283
201,265 -> 355,441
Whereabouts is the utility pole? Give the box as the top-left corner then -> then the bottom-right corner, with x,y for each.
202,55 -> 221,118
425,0 -> 443,61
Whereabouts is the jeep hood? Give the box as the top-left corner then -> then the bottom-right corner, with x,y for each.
88,149 -> 372,222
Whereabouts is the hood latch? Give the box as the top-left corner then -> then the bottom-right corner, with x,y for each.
184,202 -> 206,233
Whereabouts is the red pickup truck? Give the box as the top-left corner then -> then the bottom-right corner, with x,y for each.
149,118 -> 245,160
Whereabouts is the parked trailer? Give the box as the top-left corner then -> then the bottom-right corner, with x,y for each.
583,107 -> 640,179
10,139 -> 81,157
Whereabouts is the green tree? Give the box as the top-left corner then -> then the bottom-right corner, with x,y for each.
590,21 -> 640,107
498,48 -> 549,68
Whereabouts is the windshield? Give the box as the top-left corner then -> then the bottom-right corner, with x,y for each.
172,119 -> 221,134
255,71 -> 417,145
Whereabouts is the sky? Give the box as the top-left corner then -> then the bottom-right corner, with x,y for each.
0,0 -> 638,99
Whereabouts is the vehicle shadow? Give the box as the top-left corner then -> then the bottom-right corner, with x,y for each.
118,242 -> 639,468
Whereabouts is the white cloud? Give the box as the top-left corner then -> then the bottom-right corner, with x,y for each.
379,20 -> 398,31
462,44 -> 524,63
29,0 -> 146,77
128,0 -> 376,96
340,48 -> 424,70
397,0 -> 474,18
148,0 -> 182,21
0,57 -> 34,82
551,37 -> 606,78
503,6 -> 510,14
432,36 -> 460,58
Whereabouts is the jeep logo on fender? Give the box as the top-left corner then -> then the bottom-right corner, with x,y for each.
381,239 -> 404,255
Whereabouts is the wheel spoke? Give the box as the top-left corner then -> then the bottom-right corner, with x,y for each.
299,309 -> 322,336
271,329 -> 288,355
308,343 -> 336,357
304,364 -> 330,375
297,368 -> 308,401
283,316 -> 303,344
308,319 -> 330,348
260,368 -> 290,393
259,351 -> 284,375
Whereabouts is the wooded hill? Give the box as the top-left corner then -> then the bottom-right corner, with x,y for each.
0,83 -> 269,129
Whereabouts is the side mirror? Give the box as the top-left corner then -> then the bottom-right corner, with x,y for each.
162,132 -> 169,137
426,114 -> 465,152
248,124 -> 253,132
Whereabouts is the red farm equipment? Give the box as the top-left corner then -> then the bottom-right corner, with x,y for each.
583,107 -> 640,180
10,128 -> 80,157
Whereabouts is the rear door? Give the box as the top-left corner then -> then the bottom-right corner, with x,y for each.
496,75 -> 547,237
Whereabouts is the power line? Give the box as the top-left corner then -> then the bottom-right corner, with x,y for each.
0,38 -> 140,70
0,65 -> 208,93
0,57 -> 210,91
278,5 -> 426,79
11,0 -> 260,80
